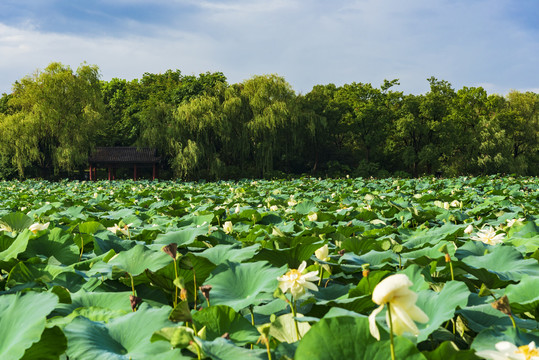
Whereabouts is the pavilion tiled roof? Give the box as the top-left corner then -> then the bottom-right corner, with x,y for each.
89,147 -> 160,164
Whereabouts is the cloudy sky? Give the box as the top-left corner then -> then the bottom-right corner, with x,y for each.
1,0 -> 538,95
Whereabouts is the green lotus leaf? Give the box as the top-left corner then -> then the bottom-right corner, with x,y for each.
204,261 -> 287,311
506,222 -> 539,254
51,206 -> 87,223
54,291 -> 132,317
423,341 -> 480,360
349,270 -> 392,297
269,313 -> 311,343
457,303 -> 538,332
471,326 -> 539,354
295,200 -> 318,215
7,260 -> 72,285
104,208 -> 135,220
24,228 -> 80,265
64,304 -> 183,360
108,244 -> 172,276
254,238 -> 324,268
192,305 -> 259,345
0,291 -> 59,360
0,230 -> 31,261
504,275 -> 539,314
21,326 -> 67,360
177,214 -> 214,227
399,264 -> 431,292
461,245 -> 539,282
79,221 -> 106,234
198,244 -> 260,265
415,281 -> 470,342
153,226 -> 209,247
400,223 -> 461,249
198,337 -> 268,360
294,316 -> 426,360
315,294 -> 374,314
93,231 -> 136,254
0,212 -> 33,233
339,250 -> 398,272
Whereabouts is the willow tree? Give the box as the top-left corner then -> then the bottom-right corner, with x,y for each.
0,62 -> 105,177
168,83 -> 230,179
240,74 -> 297,176
221,84 -> 252,173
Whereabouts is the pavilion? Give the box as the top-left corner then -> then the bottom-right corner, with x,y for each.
88,147 -> 160,181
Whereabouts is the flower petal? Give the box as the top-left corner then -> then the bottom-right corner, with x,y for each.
369,304 -> 384,341
388,303 -> 420,336
372,274 -> 412,305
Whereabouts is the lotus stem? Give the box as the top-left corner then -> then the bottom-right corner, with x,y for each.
173,259 -> 178,308
130,273 -> 135,296
509,314 -> 516,328
79,237 -> 84,262
250,305 -> 255,350
387,304 -> 396,360
193,267 -> 197,308
190,340 -> 202,360
292,299 -> 301,341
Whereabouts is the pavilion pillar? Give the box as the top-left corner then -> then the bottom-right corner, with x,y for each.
108,167 -> 111,181
152,163 -> 156,180
89,164 -> 92,181
134,165 -> 137,181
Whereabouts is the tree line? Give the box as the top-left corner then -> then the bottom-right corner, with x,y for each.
0,62 -> 537,180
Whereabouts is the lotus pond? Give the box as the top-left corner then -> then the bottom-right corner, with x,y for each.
0,176 -> 538,360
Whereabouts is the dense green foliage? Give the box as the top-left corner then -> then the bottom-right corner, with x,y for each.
0,176 -> 537,359
0,63 -> 537,179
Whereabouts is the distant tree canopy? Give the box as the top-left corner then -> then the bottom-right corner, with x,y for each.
0,62 -> 537,179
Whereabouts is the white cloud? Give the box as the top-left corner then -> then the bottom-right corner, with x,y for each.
0,0 -> 537,95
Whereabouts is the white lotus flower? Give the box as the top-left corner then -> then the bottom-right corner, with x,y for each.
315,244 -> 329,261
443,202 -> 450,210
368,274 -> 429,340
269,205 -> 279,211
470,226 -> 505,245
223,221 -> 233,234
315,244 -> 331,274
464,224 -> 474,234
29,222 -> 50,234
288,198 -> 297,207
107,223 -> 130,236
277,261 -> 319,299
506,218 -> 525,228
450,200 -> 461,207
308,213 -> 318,222
475,341 -> 539,360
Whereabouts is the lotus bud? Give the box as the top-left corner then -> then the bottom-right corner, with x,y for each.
223,221 -> 233,234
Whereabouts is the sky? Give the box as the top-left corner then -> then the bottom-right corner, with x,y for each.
0,0 -> 538,96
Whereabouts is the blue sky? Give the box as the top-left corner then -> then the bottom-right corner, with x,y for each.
1,0 -> 538,95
